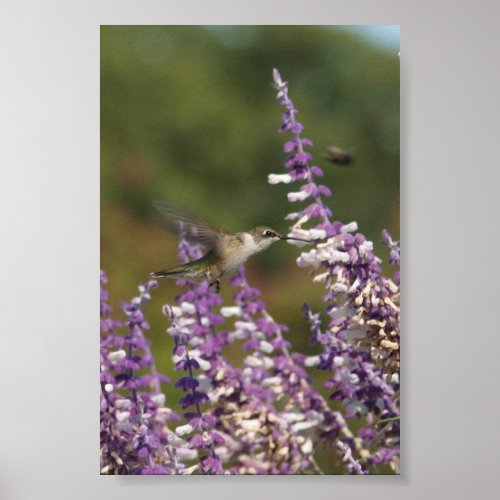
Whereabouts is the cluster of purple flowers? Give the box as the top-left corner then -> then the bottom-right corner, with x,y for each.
100,271 -> 179,474
271,68 -> 400,469
100,69 -> 400,474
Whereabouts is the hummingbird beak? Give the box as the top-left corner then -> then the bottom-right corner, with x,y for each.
280,236 -> 313,244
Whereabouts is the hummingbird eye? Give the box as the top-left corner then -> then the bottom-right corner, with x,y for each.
264,230 -> 275,238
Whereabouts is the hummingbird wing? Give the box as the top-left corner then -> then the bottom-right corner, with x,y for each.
152,200 -> 226,251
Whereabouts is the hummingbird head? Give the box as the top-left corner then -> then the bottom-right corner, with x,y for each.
248,226 -> 282,251
247,226 -> 312,253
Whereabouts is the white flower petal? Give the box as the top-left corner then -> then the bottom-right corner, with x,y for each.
245,355 -> 263,368
151,394 -> 165,406
116,411 -> 130,422
340,222 -> 358,233
107,350 -> 126,362
290,228 -> 326,240
313,272 -> 329,283
178,317 -> 195,327
332,283 -> 348,293
287,191 -> 310,202
296,249 -> 320,268
333,356 -> 345,367
304,355 -> 321,367
268,173 -> 292,184
115,399 -> 131,409
183,464 -> 199,475
180,302 -> 196,315
292,421 -> 318,432
195,357 -> 211,371
235,321 -> 257,332
241,419 -> 261,432
328,250 -> 350,264
175,424 -> 194,436
259,340 -> 274,353
220,306 -> 242,317
317,250 -> 332,261
301,438 -> 313,454
171,306 -> 182,317
262,376 -> 282,387
282,412 -> 305,423
349,277 -> 361,293
177,447 -> 198,461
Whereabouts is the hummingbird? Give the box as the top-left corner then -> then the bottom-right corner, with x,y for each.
150,201 -> 312,292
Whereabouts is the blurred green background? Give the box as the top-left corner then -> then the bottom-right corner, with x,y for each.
101,25 -> 399,463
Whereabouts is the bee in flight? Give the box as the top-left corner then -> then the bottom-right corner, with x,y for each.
324,145 -> 355,166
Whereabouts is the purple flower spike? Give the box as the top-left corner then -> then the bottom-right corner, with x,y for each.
271,68 -> 400,473
100,270 -> 179,475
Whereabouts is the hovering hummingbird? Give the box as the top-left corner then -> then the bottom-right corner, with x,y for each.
150,201 -> 312,292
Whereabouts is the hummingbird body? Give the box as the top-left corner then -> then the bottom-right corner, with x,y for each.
150,201 -> 311,291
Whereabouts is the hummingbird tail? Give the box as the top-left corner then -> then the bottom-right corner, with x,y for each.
150,268 -> 186,279
150,261 -> 207,280
150,252 -> 215,281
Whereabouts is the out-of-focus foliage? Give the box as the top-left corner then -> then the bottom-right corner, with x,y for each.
100,26 -> 399,409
